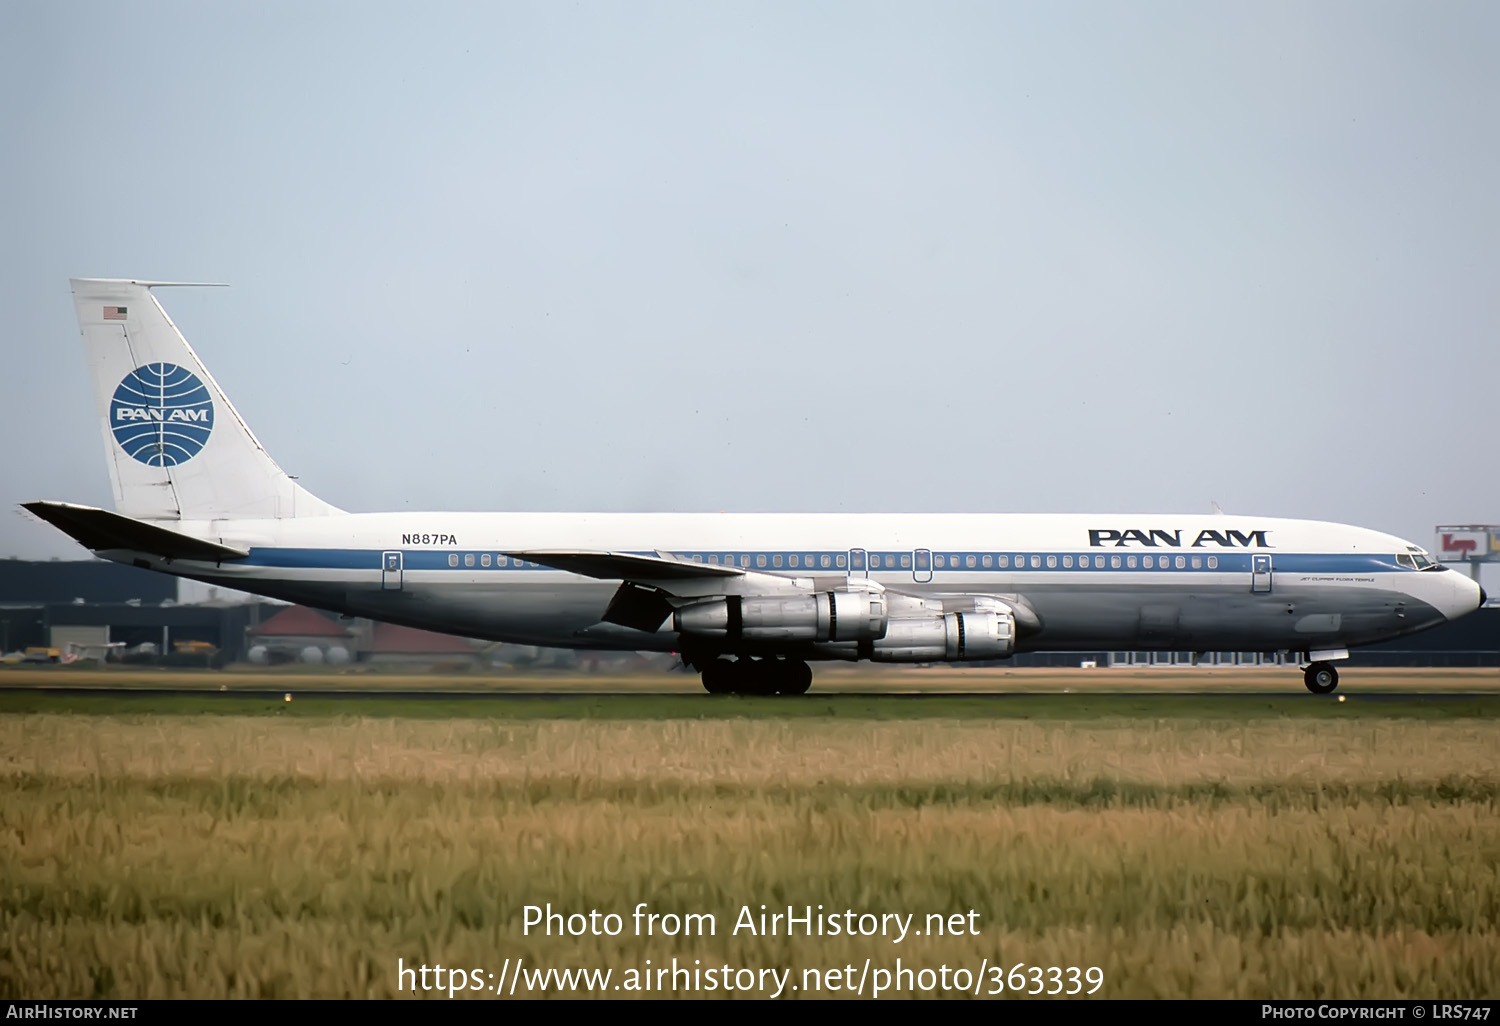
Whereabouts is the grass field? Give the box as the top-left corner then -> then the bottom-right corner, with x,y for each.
2,670 -> 1498,999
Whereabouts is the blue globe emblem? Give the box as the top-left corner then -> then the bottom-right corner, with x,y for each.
109,363 -> 215,467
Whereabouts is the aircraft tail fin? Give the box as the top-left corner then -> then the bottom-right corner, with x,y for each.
70,278 -> 341,521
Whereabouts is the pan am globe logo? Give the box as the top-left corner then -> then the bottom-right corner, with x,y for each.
109,363 -> 215,466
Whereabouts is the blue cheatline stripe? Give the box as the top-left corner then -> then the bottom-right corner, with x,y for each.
238,548 -> 1411,575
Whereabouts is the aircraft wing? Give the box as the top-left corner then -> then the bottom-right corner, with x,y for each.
21,501 -> 250,562
505,549 -> 743,582
507,549 -> 765,633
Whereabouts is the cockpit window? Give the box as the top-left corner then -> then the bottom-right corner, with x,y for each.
1405,548 -> 1444,571
1396,554 -> 1417,570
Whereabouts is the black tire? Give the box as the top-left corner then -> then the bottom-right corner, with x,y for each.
701,659 -> 733,694
1303,662 -> 1339,694
780,659 -> 813,695
738,658 -> 778,696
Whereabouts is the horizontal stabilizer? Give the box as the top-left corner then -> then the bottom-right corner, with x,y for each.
22,501 -> 248,562
506,549 -> 743,581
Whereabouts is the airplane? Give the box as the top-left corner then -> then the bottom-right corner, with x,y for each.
23,279 -> 1487,696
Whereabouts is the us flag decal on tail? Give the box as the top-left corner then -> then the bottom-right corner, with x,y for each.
103,306 -> 127,320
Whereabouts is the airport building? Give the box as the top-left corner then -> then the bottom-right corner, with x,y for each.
1,558 -> 277,663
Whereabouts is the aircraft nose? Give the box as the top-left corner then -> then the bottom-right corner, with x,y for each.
1458,576 -> 1485,617
1439,574 -> 1487,621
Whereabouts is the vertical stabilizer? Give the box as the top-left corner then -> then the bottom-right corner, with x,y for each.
71,278 -> 341,521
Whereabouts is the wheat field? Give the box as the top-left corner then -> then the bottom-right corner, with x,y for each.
2,709 -> 1498,999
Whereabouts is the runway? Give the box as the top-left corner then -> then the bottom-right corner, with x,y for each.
0,665 -> 1495,699
1,686 -> 1496,701
3,677 -> 1497,722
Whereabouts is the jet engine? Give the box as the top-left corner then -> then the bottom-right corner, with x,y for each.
673,589 -> 888,642
869,608 -> 1015,662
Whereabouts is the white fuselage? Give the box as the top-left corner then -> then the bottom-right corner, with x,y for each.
112,510 -> 1481,656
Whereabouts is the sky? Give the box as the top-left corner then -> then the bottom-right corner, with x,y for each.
2,2 -> 1496,590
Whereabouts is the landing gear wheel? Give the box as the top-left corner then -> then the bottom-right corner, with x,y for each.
704,657 -> 812,695
701,659 -> 734,694
780,659 -> 813,695
739,658 -> 778,696
1303,662 -> 1339,695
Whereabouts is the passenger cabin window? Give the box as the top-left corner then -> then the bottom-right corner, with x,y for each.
998,555 -> 1009,568
497,555 -> 509,566
1207,556 -> 1218,569
1191,556 -> 1201,569
982,555 -> 992,568
835,555 -> 846,568
966,555 -> 976,568
1111,555 -> 1121,569
900,555 -> 911,569
1175,556 -> 1186,569
464,553 -> 475,567
821,555 -> 831,568
448,553 -> 459,567
773,554 -> 783,567
1142,555 -> 1152,569
1095,555 -> 1106,568
756,555 -> 767,568
481,553 -> 491,567
935,555 -> 946,568
789,554 -> 799,567
1063,555 -> 1073,568
1046,555 -> 1056,568
1127,555 -> 1138,568
1030,555 -> 1041,569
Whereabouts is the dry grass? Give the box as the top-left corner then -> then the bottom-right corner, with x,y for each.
4,716 -> 1499,787
2,714 -> 1498,999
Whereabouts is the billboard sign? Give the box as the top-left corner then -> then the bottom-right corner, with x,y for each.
1434,526 -> 1500,563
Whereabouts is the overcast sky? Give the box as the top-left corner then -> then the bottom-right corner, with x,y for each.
3,2 -> 1496,588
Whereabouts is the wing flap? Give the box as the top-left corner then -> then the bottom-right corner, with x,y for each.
22,501 -> 249,562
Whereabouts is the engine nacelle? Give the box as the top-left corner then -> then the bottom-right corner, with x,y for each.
870,610 -> 1015,662
674,590 -> 888,642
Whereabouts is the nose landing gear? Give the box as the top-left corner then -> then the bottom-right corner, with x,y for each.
1303,661 -> 1339,694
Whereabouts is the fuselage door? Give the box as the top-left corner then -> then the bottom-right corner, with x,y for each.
1251,553 -> 1272,594
382,550 -> 404,591
913,548 -> 933,583
849,548 -> 868,578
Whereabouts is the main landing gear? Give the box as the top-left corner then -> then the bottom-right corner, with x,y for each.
1303,661 -> 1339,695
700,657 -> 813,696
